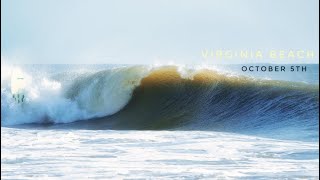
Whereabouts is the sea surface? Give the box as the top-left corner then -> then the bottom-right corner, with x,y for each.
1,63 -> 319,179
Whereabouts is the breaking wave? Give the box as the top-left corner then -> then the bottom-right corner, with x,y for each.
1,63 -> 319,140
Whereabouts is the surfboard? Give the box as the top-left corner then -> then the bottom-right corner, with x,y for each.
11,69 -> 26,103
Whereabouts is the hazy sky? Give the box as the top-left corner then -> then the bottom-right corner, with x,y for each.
1,0 -> 319,64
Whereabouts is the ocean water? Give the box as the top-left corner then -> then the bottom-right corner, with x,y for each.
1,63 -> 319,179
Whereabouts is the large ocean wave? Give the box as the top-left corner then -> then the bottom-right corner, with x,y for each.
1,63 -> 318,140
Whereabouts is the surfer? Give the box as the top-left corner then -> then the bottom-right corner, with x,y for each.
11,69 -> 26,104
12,93 -> 25,103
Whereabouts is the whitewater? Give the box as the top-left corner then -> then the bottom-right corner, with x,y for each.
1,63 -> 319,179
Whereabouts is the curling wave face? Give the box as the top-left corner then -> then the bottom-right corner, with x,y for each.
1,64 -> 319,140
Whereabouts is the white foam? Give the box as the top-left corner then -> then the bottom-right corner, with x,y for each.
1,128 -> 318,179
1,63 -> 150,125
